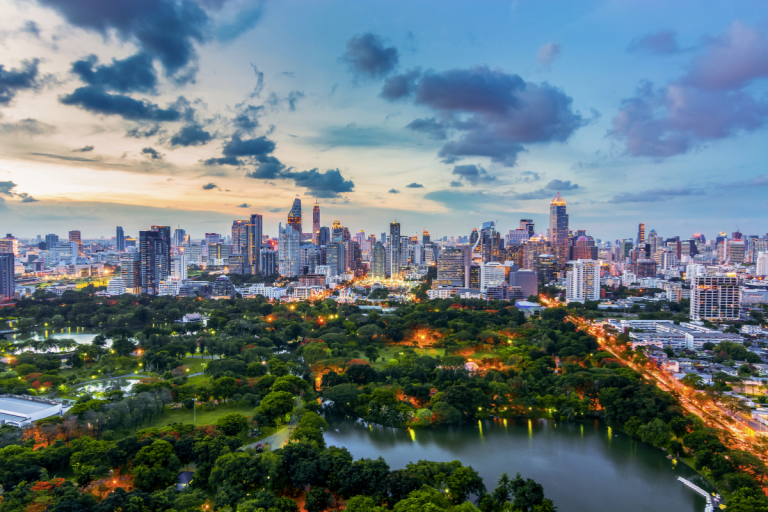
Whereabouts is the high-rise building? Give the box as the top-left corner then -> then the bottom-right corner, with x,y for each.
422,229 -> 431,245
390,222 -> 401,278
326,242 -> 346,276
318,227 -> 330,246
0,235 -> 19,256
523,235 -> 550,270
68,230 -> 82,256
298,244 -> 320,275
372,242 -> 386,279
570,235 -> 598,260
139,229 -> 170,294
549,193 -> 568,270
45,234 -> 59,251
231,220 -> 249,254
691,276 -> 740,322
171,254 -> 187,280
331,221 -> 344,243
728,240 -> 745,264
172,228 -> 186,247
116,226 -> 125,252
477,221 -> 502,264
637,223 -> 645,245
520,219 -> 535,238
312,201 -> 320,244
278,222 -> 300,277
536,253 -> 557,285
480,262 -> 506,292
509,269 -> 538,298
565,259 -> 600,304
437,247 -> 466,287
0,253 -> 14,302
288,199 -> 302,235
248,214 -> 263,275
756,252 -> 768,276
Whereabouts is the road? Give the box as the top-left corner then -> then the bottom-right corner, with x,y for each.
241,397 -> 301,451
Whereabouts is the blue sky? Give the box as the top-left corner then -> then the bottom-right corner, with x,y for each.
1,0 -> 767,241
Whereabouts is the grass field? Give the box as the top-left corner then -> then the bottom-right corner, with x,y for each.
369,346 -> 445,369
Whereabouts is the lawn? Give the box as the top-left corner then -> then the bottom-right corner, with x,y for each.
181,356 -> 208,374
369,346 -> 445,369
114,402 -> 255,439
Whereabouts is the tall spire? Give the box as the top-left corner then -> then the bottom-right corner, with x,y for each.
551,192 -> 566,205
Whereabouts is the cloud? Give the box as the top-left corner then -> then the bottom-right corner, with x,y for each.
627,30 -> 680,55
20,194 -> 39,203
30,152 -> 98,162
406,182 -> 424,188
232,104 -> 263,132
611,22 -> 768,158
282,168 -> 355,198
452,164 -> 496,185
388,188 -> 400,193
0,118 -> 56,136
380,68 -> 421,100
248,64 -> 265,98
514,170 -> 541,182
141,147 -> 163,160
718,174 -> 768,188
342,33 -> 399,79
202,182 -> 220,190
0,58 -> 40,106
21,21 -> 41,38
236,203 -> 251,208
607,186 -> 703,203
170,123 -> 213,146
126,124 -> 162,138
214,4 -> 263,43
405,117 -> 447,140
269,207 -> 281,212
511,179 -> 579,200
450,180 -> 463,187
0,181 -> 38,202
39,0 -> 213,80
73,145 -> 94,152
383,65 -> 584,166
536,42 -> 562,67
287,90 -> 304,111
423,189 -> 509,211
71,53 -> 157,93
60,86 -> 183,121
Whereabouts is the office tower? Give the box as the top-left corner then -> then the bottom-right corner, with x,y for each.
354,230 -> 366,248
390,222 -> 401,277
318,227 -> 330,246
261,246 -> 278,275
637,223 -> 645,245
478,221 -> 502,263
523,235 -> 550,270
139,229 -> 170,294
248,214 -> 263,275
507,228 -> 530,246
288,198 -> 302,234
691,276 -> 740,322
312,201 -> 320,244
116,226 -> 125,252
372,242 -> 386,279
536,253 -> 557,285
331,221 -> 344,243
633,259 -> 657,278
298,244 -> 320,275
570,235 -> 598,260
0,253 -> 14,302
480,262 -> 506,292
45,234 -> 59,251
423,229 -> 431,245
565,259 -> 600,304
173,228 -> 186,247
0,235 -> 19,256
326,242 -> 346,276
509,269 -> 538,298
520,219 -> 535,238
208,243 -> 227,266
437,247 -> 466,287
549,193 -> 569,270
231,220 -> 249,254
757,252 -> 768,276
204,233 -> 220,245
171,254 -> 187,280
732,230 -> 743,241
506,245 -> 524,268
278,222 -> 300,277
381,232 -> 386,244
469,228 -> 478,245
68,230 -> 82,256
728,240 -> 745,264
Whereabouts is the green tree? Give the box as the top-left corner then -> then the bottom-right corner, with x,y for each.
216,413 -> 249,436
132,439 -> 181,491
255,391 -> 295,425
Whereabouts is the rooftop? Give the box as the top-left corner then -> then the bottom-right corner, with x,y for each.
0,395 -> 60,416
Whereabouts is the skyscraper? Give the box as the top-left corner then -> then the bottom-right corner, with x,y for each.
116,226 -> 125,252
248,214 -> 263,275
45,234 -> 59,251
390,222 -> 401,278
278,222 -> 300,277
691,276 -> 740,322
520,219 -> 535,238
548,193 -> 568,270
536,253 -> 557,285
565,259 -> 600,304
140,229 -> 170,294
422,229 -> 430,245
0,252 -> 14,302
312,201 -> 320,244
332,221 -> 344,242
69,230 -> 82,256
318,227 -> 330,246
172,228 -> 186,247
637,223 -> 645,245
288,198 -> 302,235
231,220 -> 249,254
372,242 -> 386,279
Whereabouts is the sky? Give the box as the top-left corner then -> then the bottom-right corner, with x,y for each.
1,0 -> 768,242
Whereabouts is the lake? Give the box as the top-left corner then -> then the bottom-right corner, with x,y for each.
71,378 -> 142,396
6,327 -> 100,346
325,417 -> 715,512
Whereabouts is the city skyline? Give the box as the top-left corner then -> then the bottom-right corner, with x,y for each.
2,1 -> 768,239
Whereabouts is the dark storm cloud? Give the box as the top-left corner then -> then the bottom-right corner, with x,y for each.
611,22 -> 768,158
0,118 -> 56,136
141,147 -> 163,160
0,59 -> 40,106
237,203 -> 251,208
170,123 -> 213,146
343,33 -> 399,79
405,117 -> 447,140
383,65 -> 585,166
60,86 -> 183,121
452,164 -> 496,185
38,0 -> 210,80
72,145 -> 94,152
627,30 -> 681,55
511,179 -> 579,200
202,182 -> 219,190
607,186 -> 703,203
71,53 -> 157,93
405,182 -> 424,188
388,188 -> 400,193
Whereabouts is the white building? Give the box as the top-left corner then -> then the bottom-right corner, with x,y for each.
622,271 -> 637,287
246,284 -> 286,300
158,278 -> 183,296
293,286 -> 324,300
427,288 -> 456,299
171,254 -> 187,280
691,276 -> 740,322
106,277 -> 127,296
0,394 -> 63,427
278,223 -> 300,277
480,262 -> 506,292
566,259 -> 601,304
757,252 -> 768,276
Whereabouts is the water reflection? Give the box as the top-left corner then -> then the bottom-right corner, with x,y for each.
324,418 -> 714,512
